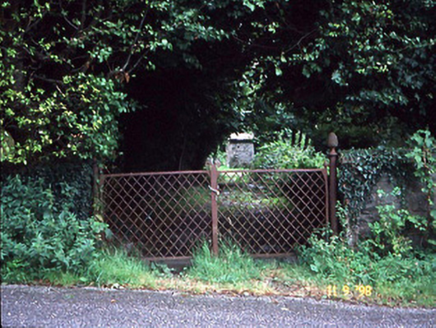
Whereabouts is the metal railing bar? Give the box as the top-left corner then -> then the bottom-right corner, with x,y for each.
102,170 -> 209,178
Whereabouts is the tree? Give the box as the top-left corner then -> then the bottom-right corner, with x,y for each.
2,0 -> 435,169
0,0 -> 238,166
1,0 -> 133,164
240,0 -> 436,148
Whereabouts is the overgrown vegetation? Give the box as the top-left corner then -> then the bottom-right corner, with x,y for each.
1,174 -> 106,280
253,130 -> 325,169
2,129 -> 435,309
1,0 -> 435,311
339,147 -> 410,240
299,129 -> 436,306
3,236 -> 434,307
298,198 -> 436,307
4,1 -> 434,171
406,129 -> 436,242
339,129 -> 436,248
85,247 -> 157,288
184,241 -> 262,284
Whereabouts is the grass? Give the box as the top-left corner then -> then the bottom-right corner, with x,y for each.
2,242 -> 435,308
86,248 -> 157,288
184,241 -> 262,283
28,247 -> 158,289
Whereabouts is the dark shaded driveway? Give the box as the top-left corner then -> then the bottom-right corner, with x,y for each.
1,285 -> 435,327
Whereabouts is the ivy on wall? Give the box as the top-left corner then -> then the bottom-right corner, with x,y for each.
338,147 -> 413,229
338,128 -> 436,249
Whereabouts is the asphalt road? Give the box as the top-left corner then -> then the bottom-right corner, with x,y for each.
1,285 -> 435,327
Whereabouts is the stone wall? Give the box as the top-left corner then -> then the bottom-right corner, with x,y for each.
355,173 -> 436,239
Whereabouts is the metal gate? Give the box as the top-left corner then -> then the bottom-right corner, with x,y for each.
100,164 -> 330,260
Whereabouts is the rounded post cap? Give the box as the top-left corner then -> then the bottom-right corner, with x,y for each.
327,132 -> 338,148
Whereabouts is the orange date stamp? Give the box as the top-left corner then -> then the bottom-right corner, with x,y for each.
326,284 -> 373,297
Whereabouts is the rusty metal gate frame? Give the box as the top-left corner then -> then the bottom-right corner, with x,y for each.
211,165 -> 330,258
100,165 -> 330,261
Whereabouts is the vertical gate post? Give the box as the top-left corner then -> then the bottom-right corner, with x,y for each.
93,160 -> 106,237
92,159 -> 101,218
328,132 -> 339,235
209,162 -> 219,255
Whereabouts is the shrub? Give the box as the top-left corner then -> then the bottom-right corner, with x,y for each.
253,130 -> 325,169
405,129 -> 436,246
299,192 -> 435,286
1,174 -> 106,280
298,231 -> 375,284
368,189 -> 428,256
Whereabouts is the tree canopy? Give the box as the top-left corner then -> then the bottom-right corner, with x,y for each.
235,0 -> 436,148
1,0 -> 435,170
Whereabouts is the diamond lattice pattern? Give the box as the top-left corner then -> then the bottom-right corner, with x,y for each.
102,169 -> 327,258
217,170 -> 327,255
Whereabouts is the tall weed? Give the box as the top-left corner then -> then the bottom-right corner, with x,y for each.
253,129 -> 325,169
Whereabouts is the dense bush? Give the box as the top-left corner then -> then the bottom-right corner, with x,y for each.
1,161 -> 95,220
1,174 -> 106,279
253,130 -> 325,169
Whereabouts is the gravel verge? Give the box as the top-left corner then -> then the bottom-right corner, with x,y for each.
1,285 -> 435,327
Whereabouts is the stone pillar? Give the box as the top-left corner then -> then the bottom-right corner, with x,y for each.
226,133 -> 255,168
